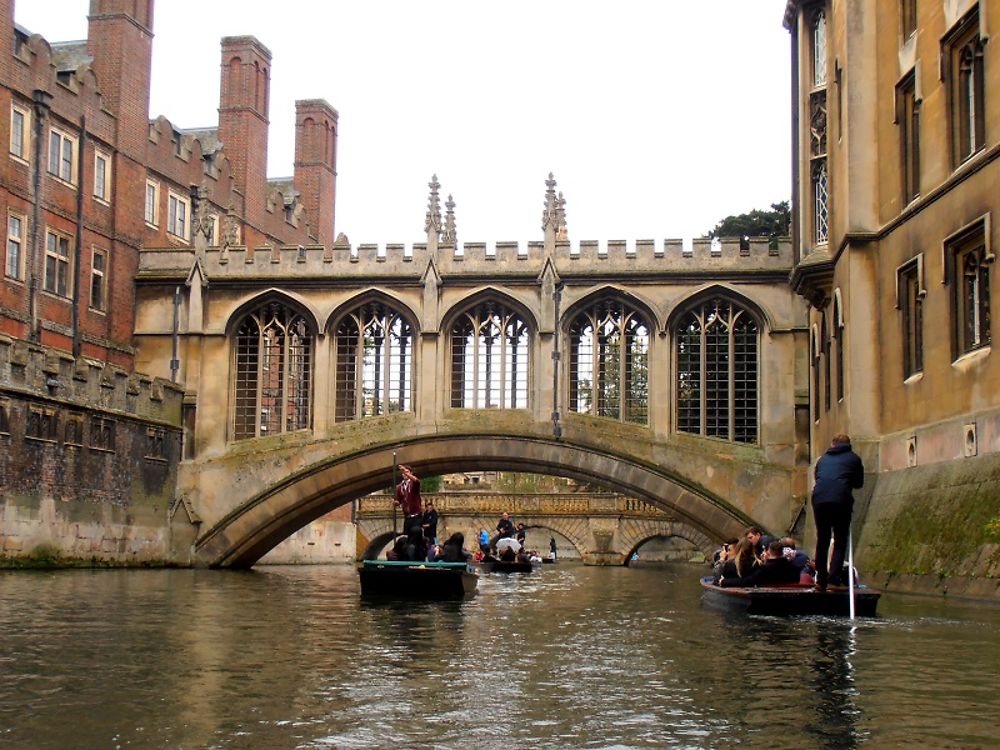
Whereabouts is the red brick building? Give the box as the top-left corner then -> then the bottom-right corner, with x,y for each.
0,0 -> 342,565
1,0 -> 338,370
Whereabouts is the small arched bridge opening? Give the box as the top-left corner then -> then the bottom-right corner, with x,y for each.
355,493 -> 721,565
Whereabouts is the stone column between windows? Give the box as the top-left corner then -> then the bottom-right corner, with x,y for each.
312,335 -> 331,435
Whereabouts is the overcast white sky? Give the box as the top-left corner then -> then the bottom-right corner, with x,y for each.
17,1 -> 792,245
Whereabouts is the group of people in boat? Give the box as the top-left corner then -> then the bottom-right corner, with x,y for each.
712,528 -> 816,588
711,433 -> 866,590
386,464 -> 472,564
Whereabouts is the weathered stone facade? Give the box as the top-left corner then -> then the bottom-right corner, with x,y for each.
785,0 -> 1000,595
0,335 -> 183,563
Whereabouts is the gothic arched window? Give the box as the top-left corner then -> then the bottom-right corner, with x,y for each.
233,301 -> 312,440
334,302 -> 414,421
450,301 -> 529,409
568,299 -> 649,424
676,297 -> 758,443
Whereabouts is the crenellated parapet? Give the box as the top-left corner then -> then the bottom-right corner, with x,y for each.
0,335 -> 183,426
137,235 -> 792,281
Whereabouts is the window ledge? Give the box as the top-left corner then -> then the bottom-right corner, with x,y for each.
952,345 -> 991,370
40,290 -> 72,302
47,174 -> 77,189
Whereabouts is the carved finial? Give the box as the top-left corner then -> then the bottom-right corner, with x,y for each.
442,194 -> 457,245
542,172 -> 559,232
425,174 -> 442,237
556,191 -> 568,241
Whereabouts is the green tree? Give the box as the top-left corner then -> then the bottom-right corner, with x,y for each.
706,201 -> 790,240
420,475 -> 443,493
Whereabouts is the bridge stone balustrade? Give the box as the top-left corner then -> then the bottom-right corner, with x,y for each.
355,492 -> 717,565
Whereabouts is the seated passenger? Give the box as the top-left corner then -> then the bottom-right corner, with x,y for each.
720,541 -> 801,587
717,537 -> 759,581
404,527 -> 427,562
438,532 -> 471,563
386,535 -> 408,561
780,536 -> 810,570
499,546 -> 517,562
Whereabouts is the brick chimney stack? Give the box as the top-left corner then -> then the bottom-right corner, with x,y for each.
0,0 -> 15,82
293,99 -> 338,246
87,0 -> 154,160
218,36 -> 271,224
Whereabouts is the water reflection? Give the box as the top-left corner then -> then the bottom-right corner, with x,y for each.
1,565 -> 998,749
806,626 -> 863,749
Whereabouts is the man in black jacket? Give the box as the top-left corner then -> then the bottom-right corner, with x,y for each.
720,541 -> 800,587
811,433 -> 865,591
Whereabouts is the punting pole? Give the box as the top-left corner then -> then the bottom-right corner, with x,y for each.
392,451 -> 398,537
847,527 -> 856,620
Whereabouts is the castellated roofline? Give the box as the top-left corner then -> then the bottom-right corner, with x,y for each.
137,236 -> 793,281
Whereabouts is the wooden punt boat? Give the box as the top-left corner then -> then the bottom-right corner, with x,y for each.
358,560 -> 478,599
485,559 -> 534,574
700,576 -> 880,617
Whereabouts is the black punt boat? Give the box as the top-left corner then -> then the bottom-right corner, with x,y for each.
358,560 -> 478,599
700,576 -> 880,617
485,559 -> 534,574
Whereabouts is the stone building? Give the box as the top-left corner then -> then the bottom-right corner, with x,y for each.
0,0 -> 348,564
784,0 -> 999,595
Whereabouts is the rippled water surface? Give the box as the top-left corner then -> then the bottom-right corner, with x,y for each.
1,564 -> 998,749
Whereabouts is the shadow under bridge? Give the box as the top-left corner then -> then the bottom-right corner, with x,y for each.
193,434 -> 758,568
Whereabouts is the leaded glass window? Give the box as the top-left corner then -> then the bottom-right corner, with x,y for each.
810,91 -> 829,245
945,11 -> 986,167
899,261 -> 924,378
812,160 -> 829,245
568,300 -> 649,424
334,302 -> 413,421
676,298 -> 758,443
951,230 -> 991,356
812,10 -> 827,87
233,301 -> 312,440
451,301 -> 529,409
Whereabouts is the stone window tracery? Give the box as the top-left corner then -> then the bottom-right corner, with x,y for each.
949,223 -> 991,357
676,297 -> 758,443
810,93 -> 829,245
944,10 -> 986,167
812,10 -> 827,87
568,299 -> 649,425
232,301 -> 312,440
334,302 -> 413,422
898,258 -> 924,378
450,301 -> 529,410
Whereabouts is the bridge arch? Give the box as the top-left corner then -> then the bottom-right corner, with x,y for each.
194,434 -> 757,568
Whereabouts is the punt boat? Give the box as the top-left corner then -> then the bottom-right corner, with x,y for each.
358,560 -> 479,599
700,576 -> 880,616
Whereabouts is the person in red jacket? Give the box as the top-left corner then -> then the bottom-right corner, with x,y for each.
394,464 -> 423,536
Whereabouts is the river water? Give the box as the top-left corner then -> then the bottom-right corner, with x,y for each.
1,564 -> 997,750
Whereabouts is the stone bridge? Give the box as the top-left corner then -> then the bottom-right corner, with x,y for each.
356,492 -> 717,565
133,177 -> 809,567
